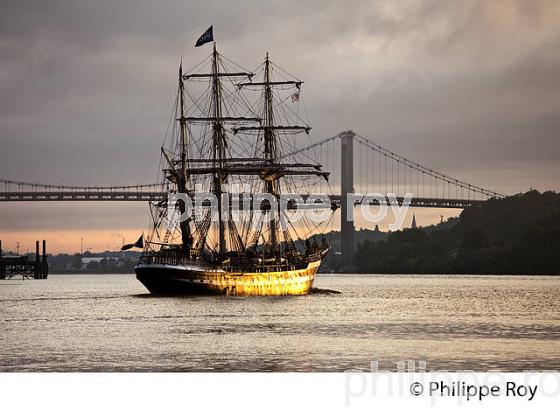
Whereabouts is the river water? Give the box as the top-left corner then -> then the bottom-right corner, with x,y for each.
1,274 -> 559,371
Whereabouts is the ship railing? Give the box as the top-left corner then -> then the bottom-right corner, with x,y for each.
222,257 -> 308,274
139,251 -> 184,266
139,250 -> 313,273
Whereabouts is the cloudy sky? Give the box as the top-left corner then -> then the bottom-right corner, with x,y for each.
1,0 -> 559,253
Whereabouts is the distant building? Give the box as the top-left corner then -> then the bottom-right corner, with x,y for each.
80,256 -> 119,270
411,214 -> 417,229
81,257 -> 105,265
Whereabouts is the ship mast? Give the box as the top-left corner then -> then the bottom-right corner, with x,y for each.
234,53 -> 332,257
211,43 -> 227,256
263,53 -> 279,253
176,48 -> 330,261
178,62 -> 191,253
180,44 -> 259,258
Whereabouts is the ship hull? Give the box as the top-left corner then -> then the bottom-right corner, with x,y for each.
135,260 -> 320,296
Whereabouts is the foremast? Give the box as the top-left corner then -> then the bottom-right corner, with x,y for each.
177,62 -> 191,254
180,43 -> 256,258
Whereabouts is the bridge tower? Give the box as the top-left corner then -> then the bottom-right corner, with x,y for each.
340,130 -> 355,271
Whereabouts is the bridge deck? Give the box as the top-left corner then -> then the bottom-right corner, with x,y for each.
0,191 -> 484,208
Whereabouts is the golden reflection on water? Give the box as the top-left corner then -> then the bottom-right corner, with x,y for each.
0,274 -> 559,371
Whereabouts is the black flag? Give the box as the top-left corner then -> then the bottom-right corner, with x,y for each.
121,234 -> 144,251
195,26 -> 213,47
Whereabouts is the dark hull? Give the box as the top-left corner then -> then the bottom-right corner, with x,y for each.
135,265 -> 228,295
135,260 -> 320,296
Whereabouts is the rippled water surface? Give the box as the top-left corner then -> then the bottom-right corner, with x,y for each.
1,274 -> 559,371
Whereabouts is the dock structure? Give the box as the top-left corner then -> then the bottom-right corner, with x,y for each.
0,240 -> 49,280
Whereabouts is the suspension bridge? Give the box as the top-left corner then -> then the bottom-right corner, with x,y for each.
0,130 -> 504,267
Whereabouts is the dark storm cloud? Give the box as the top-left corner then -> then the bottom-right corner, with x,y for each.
1,0 -> 559,235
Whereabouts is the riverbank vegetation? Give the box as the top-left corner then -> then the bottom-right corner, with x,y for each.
354,191 -> 560,274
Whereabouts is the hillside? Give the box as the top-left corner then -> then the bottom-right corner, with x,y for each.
354,190 -> 560,274
308,227 -> 387,272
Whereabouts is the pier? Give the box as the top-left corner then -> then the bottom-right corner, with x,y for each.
0,240 -> 49,280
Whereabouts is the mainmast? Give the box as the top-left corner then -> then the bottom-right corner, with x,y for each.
180,44 -> 258,258
211,43 -> 227,256
263,53 -> 279,252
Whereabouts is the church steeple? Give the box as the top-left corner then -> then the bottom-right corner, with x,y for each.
411,214 -> 417,229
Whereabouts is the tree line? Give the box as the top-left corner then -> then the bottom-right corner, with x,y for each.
354,191 -> 560,275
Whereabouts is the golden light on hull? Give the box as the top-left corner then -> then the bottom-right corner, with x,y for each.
135,260 -> 321,296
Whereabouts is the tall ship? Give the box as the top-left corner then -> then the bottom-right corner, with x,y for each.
135,42 -> 334,295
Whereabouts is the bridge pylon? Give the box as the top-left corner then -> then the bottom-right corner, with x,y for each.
340,130 -> 355,271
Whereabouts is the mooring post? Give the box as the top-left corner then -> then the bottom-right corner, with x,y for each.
0,241 -> 3,279
42,240 -> 48,278
340,130 -> 355,271
34,240 -> 40,279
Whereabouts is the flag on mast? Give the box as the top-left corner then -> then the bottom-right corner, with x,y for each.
195,26 -> 213,47
121,234 -> 144,251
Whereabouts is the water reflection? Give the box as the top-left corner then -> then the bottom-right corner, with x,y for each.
1,274 -> 559,371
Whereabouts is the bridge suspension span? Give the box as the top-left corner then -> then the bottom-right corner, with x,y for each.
0,130 -> 503,204
0,130 -> 504,267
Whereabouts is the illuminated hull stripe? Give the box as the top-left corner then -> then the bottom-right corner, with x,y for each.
135,260 -> 321,296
